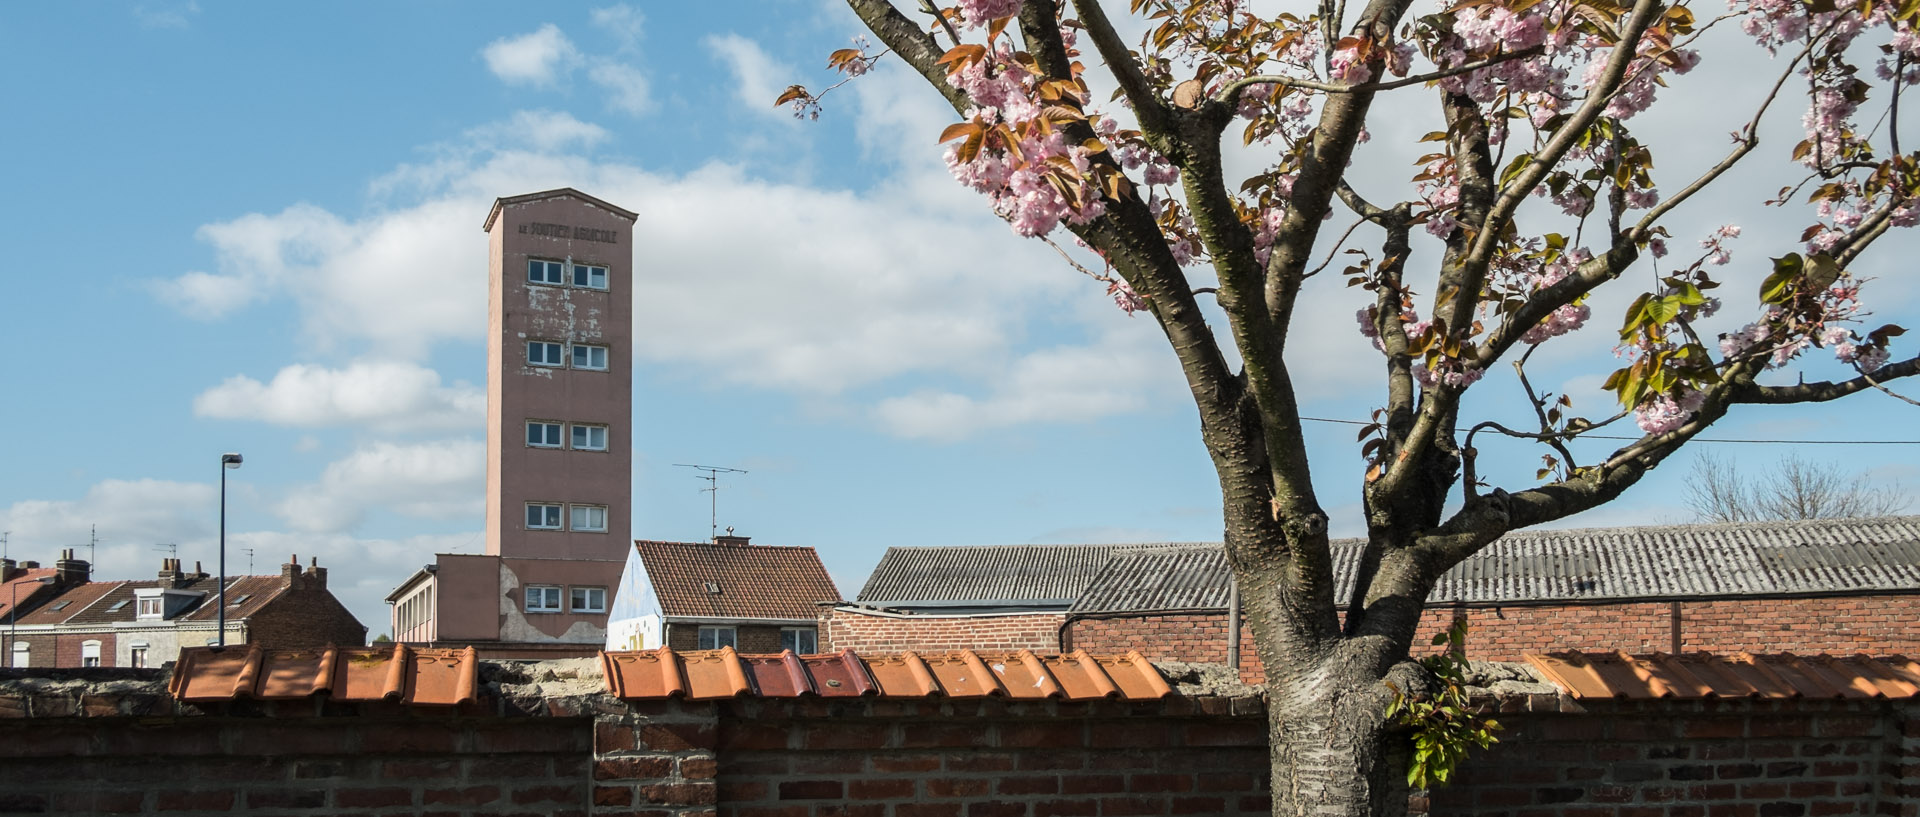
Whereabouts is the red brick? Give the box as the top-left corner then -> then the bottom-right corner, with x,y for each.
999,723 -> 1084,747
901,723 -> 991,749
640,782 -> 716,805
639,722 -> 717,751
928,779 -> 992,798
945,752 -> 1016,772
335,787 -> 414,808
849,779 -> 916,799
718,781 -> 769,801
361,723 -> 461,753
998,776 -> 1060,795
719,722 -> 790,750
897,804 -> 963,817
1170,796 -> 1227,814
595,721 -> 636,752
803,723 -> 891,750
1032,801 -> 1098,817
873,755 -> 941,773
778,780 -> 844,800
680,756 -> 718,780
1061,774 -> 1126,794
594,786 -> 633,806
967,802 -> 1029,817
244,789 -> 328,810
424,785 -> 500,806
1182,722 -> 1263,747
1099,796 -> 1162,816
512,785 -> 578,805
1129,773 -> 1193,793
384,758 -> 459,779
595,756 -> 675,780
155,790 -> 236,811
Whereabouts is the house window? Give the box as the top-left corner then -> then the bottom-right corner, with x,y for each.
781,628 -> 817,655
697,626 -> 736,650
570,586 -> 607,613
569,505 -> 607,532
129,644 -> 149,669
570,424 -> 607,451
527,341 -> 564,367
526,585 -> 562,612
10,643 -> 26,668
81,640 -> 102,668
527,421 -> 563,448
572,264 -> 608,289
528,259 -> 565,285
137,598 -> 163,618
571,344 -> 608,370
525,503 -> 563,530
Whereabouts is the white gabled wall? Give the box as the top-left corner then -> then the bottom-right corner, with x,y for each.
604,547 -> 664,650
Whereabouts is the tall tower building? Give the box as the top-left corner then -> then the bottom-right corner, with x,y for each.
387,189 -> 638,653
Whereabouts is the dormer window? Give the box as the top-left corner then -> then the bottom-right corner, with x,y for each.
137,597 -> 163,618
135,587 -> 203,620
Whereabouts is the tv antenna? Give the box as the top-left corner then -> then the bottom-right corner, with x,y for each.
241,548 -> 256,575
673,464 -> 747,540
154,543 -> 178,559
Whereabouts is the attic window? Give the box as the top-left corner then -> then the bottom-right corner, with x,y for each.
227,594 -> 251,606
703,582 -> 721,594
108,600 -> 129,612
49,601 -> 71,611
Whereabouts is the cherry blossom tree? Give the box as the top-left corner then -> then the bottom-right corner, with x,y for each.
788,0 -> 1920,812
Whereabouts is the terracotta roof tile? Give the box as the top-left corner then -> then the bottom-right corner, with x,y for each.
633,540 -> 840,620
1524,652 -> 1920,700
12,581 -> 123,626
170,645 -> 478,706
600,648 -> 1171,701
0,569 -> 60,621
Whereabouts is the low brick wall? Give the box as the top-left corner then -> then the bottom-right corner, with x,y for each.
1,665 -> 1915,816
821,609 -> 1064,654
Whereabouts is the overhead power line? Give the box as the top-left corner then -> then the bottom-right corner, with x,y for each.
1296,416 -> 1920,445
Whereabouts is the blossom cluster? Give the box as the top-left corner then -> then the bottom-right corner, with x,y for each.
1635,388 -> 1706,435
1519,251 -> 1593,345
943,48 -> 1106,238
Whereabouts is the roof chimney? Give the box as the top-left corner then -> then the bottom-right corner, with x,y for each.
713,531 -> 751,546
302,556 -> 327,590
194,560 -> 206,580
0,558 -> 16,583
20,561 -> 39,569
55,548 -> 88,585
281,554 -> 303,589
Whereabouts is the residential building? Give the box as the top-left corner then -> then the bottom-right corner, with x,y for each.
3,554 -> 365,668
825,516 -> 1920,677
605,535 -> 841,653
387,188 -> 637,654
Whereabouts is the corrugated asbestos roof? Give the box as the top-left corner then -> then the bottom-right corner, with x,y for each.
1068,516 -> 1920,612
600,647 -> 1173,701
856,543 -> 1213,605
169,645 -> 479,706
634,540 -> 842,620
1525,652 -> 1920,700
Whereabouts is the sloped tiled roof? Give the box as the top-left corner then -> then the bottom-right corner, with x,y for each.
0,568 -> 59,621
25,575 -> 288,626
170,645 -> 478,706
634,540 -> 841,620
1065,516 -> 1920,613
1525,652 -> 1920,700
600,647 -> 1171,701
857,543 -> 1212,606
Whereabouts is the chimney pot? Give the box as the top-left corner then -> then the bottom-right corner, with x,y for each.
0,558 -> 16,583
55,555 -> 89,586
20,561 -> 39,569
713,534 -> 752,546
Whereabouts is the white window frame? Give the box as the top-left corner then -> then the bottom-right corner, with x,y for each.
526,585 -> 563,613
129,643 -> 149,669
10,642 -> 27,668
137,597 -> 163,618
569,504 -> 607,533
570,424 -> 608,451
780,627 -> 817,655
525,503 -> 563,530
528,259 -> 565,285
526,421 -> 563,448
527,340 -> 564,367
697,625 -> 737,650
572,263 -> 608,289
570,586 -> 607,614
81,640 -> 102,668
571,344 -> 608,371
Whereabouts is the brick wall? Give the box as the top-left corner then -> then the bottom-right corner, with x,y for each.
1063,593 -> 1920,681
820,609 -> 1063,654
667,624 -> 810,654
247,582 -> 369,650
3,665 -> 1917,816
4,633 -> 115,669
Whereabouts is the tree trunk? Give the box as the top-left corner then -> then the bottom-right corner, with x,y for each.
1266,663 -> 1410,817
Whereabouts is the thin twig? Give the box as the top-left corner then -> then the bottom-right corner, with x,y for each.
1305,219 -> 1368,278
1860,367 -> 1920,407
1214,46 -> 1545,103
917,0 -> 962,47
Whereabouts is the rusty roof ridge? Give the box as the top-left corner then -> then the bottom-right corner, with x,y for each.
776,650 -> 815,696
837,649 -> 878,696
382,644 -> 411,702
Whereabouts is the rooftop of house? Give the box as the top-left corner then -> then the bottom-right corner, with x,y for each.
0,566 -> 59,621
633,537 -> 841,621
9,556 -> 333,628
853,516 -> 1920,614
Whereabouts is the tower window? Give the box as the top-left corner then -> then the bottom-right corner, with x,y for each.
527,421 -> 563,448
525,503 -> 563,530
528,259 -> 565,285
527,341 -> 564,367
571,424 -> 607,451
526,585 -> 562,612
570,586 -> 607,613
572,344 -> 608,370
569,505 -> 608,532
572,264 -> 608,289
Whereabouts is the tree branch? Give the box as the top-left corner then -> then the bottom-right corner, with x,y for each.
1071,0 -> 1177,139
1734,353 -> 1920,404
1214,46 -> 1546,104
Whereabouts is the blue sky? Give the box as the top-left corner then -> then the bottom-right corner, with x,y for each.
2,2 -> 1915,637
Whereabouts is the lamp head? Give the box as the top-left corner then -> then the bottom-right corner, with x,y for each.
221,453 -> 243,469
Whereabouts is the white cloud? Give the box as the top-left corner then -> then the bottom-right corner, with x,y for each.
0,479 -> 218,551
194,360 -> 484,432
464,109 -> 610,153
588,61 -> 652,116
483,24 -> 580,86
133,1 -> 198,29
705,34 -> 797,121
275,440 -> 485,533
873,332 -> 1171,441
590,5 -> 645,52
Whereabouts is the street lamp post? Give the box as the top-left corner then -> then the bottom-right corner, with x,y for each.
7,576 -> 55,668
218,453 -> 243,648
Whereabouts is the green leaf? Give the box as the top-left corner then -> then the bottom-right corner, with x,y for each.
1761,254 -> 1804,303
